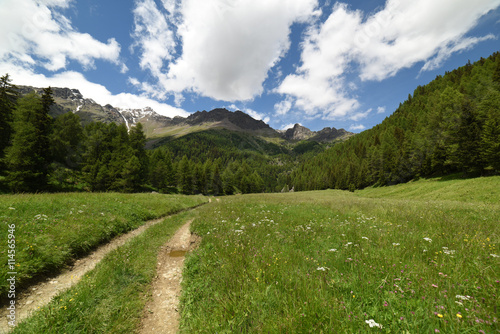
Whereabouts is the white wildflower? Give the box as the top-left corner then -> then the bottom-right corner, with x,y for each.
317,267 -> 329,271
328,249 -> 337,252
362,237 -> 369,240
365,319 -> 383,328
456,295 -> 471,301
490,254 -> 499,258
8,207 -> 15,210
443,249 -> 455,255
423,237 -> 432,242
392,243 -> 400,246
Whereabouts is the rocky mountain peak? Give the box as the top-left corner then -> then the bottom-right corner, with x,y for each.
284,124 -> 314,141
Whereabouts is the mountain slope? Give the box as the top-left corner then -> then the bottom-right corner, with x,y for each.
16,85 -> 352,144
290,52 -> 500,191
281,123 -> 353,142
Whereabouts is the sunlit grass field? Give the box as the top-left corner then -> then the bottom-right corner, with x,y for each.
181,177 -> 499,333
0,192 -> 207,296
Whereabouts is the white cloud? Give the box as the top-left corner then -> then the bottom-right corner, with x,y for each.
244,108 -> 270,124
226,104 -> 271,124
377,106 -> 386,114
282,123 -> 300,130
274,98 -> 293,115
0,0 -> 122,71
132,0 -> 319,101
0,62 -> 188,118
350,108 -> 371,121
277,0 -> 500,120
349,124 -> 366,131
131,0 -> 176,97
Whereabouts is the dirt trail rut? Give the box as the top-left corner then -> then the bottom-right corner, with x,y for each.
139,220 -> 199,334
0,216 -> 171,333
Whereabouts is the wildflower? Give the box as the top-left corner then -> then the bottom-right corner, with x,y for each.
456,314 -> 462,318
362,237 -> 369,240
490,254 -> 499,258
424,237 -> 432,242
328,249 -> 337,252
365,319 -> 383,328
8,207 -> 15,210
456,295 -> 471,301
317,267 -> 329,271
432,284 -> 438,288
435,330 -> 440,333
393,243 -> 400,246
437,314 -> 443,318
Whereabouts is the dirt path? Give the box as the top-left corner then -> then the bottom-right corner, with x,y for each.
138,220 -> 199,334
0,216 -> 172,334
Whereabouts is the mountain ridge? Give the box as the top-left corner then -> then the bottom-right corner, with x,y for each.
16,85 -> 353,143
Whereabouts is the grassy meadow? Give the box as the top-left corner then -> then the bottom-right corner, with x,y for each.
11,210 -> 200,333
0,192 -> 207,296
181,177 -> 499,333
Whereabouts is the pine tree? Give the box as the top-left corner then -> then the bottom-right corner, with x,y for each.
481,111 -> 500,173
5,92 -> 53,191
177,155 -> 192,194
129,123 -> 148,186
0,74 -> 18,162
149,149 -> 168,191
51,112 -> 83,168
211,159 -> 223,196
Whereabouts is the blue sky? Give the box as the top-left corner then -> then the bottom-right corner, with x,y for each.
1,0 -> 499,132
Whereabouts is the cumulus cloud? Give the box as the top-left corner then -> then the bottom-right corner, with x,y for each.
0,0 -> 122,71
282,123 -> 300,130
277,0 -> 500,120
132,0 -> 319,101
0,62 -> 188,118
131,0 -> 176,99
226,104 -> 271,124
274,98 -> 293,115
377,106 -> 386,114
349,124 -> 366,131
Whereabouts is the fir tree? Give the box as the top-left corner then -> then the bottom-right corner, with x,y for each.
5,92 -> 53,192
0,74 -> 18,162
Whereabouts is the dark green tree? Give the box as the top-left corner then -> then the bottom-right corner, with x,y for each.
0,74 -> 18,162
177,155 -> 193,194
5,92 -> 53,191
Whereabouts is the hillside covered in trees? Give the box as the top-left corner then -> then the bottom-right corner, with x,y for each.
0,76 -> 324,194
289,52 -> 500,191
1,52 -> 499,195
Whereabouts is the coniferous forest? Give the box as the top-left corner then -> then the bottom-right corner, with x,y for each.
0,52 -> 499,195
290,52 -> 500,191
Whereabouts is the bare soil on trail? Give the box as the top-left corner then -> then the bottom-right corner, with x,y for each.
138,220 -> 200,334
0,216 -> 171,334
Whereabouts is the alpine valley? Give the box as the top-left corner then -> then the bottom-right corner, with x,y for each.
1,52 -> 499,195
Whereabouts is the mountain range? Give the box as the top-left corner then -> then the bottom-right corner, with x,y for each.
17,85 -> 353,143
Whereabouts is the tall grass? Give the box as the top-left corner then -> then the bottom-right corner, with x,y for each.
0,192 -> 207,296
181,181 -> 499,332
12,210 -> 199,333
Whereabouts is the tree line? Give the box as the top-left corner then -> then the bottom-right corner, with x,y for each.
289,52 -> 500,191
0,76 -> 294,194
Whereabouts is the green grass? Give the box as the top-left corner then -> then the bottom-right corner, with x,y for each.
0,192 -> 207,296
358,175 -> 500,204
181,179 -> 499,333
12,210 -> 200,333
